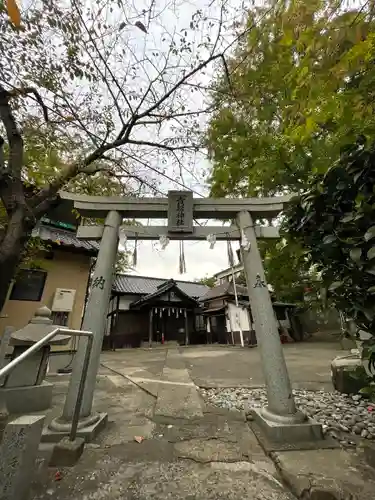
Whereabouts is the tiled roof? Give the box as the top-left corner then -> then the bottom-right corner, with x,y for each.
35,225 -> 100,254
113,274 -> 208,298
199,281 -> 248,302
130,279 -> 199,308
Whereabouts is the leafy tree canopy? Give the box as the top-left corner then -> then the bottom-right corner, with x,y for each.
258,240 -> 312,304
205,0 -> 375,305
206,0 -> 375,197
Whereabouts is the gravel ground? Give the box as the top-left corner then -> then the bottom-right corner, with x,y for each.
201,387 -> 375,447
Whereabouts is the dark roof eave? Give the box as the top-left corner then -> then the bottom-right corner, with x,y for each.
130,280 -> 199,309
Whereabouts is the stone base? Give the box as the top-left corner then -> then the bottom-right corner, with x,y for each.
0,381 -> 53,413
41,412 -> 108,443
49,437 -> 85,466
252,408 -> 323,444
331,354 -> 370,394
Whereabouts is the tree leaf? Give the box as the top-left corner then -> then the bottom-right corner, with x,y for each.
328,281 -> 343,291
367,286 -> 375,294
134,21 -> 147,33
359,386 -> 373,395
6,0 -> 21,27
368,247 -> 375,260
341,213 -> 354,223
323,235 -> 336,244
350,248 -> 362,262
365,226 -> 375,242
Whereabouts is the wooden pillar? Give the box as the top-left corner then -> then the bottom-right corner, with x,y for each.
149,308 -> 153,348
184,309 -> 189,345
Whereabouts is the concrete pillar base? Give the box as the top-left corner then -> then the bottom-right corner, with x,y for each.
49,437 -> 85,467
252,408 -> 323,443
261,405 -> 307,425
42,412 -> 108,443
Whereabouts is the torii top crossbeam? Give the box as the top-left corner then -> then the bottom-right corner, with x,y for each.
59,191 -> 292,220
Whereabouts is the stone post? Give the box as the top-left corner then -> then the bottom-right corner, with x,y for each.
58,211 -> 122,427
0,327 -> 12,369
149,309 -> 153,348
237,210 -> 299,419
236,211 -> 322,441
184,310 -> 189,346
0,415 -> 45,500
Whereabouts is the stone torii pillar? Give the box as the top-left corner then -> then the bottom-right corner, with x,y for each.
237,210 -> 323,443
48,210 -> 122,439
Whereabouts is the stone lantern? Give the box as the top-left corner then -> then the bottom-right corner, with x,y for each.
0,306 -> 70,413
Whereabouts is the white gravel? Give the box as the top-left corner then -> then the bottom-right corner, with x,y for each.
200,387 -> 375,446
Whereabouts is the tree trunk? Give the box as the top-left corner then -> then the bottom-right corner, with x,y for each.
0,208 -> 32,314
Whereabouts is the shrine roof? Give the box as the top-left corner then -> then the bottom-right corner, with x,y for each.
129,279 -> 200,309
34,225 -> 99,255
112,274 -> 209,298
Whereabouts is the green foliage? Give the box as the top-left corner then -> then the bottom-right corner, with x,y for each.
196,275 -> 216,288
0,116 -> 131,272
115,250 -> 131,274
206,0 -> 375,196
258,240 -> 312,304
285,139 -> 375,337
206,0 -> 375,303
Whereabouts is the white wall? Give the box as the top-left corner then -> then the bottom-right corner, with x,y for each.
226,302 -> 251,332
118,295 -> 139,311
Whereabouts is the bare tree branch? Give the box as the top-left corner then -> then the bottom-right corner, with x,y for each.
8,87 -> 49,122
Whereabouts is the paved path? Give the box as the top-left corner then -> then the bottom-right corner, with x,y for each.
181,341 -> 343,390
31,347 -> 295,499
29,342 -> 375,499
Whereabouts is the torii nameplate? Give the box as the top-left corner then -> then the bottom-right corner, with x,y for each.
168,191 -> 193,233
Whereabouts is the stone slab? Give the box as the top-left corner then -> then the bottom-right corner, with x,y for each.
49,437 -> 85,467
252,408 -> 323,444
41,412 -> 108,444
0,381 -> 53,414
29,411 -> 296,500
175,437 -> 244,463
0,415 -> 45,500
153,350 -> 203,421
273,448 -> 375,499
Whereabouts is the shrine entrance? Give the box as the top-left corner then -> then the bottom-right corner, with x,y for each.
54,189 -> 315,445
67,189 -> 286,352
129,279 -> 200,346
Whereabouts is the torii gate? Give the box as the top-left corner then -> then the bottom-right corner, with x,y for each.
48,191 -> 321,444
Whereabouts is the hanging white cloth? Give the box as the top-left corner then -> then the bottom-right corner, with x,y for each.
206,233 -> 216,249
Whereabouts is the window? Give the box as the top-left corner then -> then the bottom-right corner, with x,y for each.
10,269 -> 47,302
